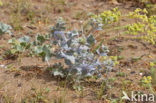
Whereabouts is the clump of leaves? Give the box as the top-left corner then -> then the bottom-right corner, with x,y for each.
47,63 -> 66,78
8,34 -> 52,64
8,36 -> 31,54
0,22 -> 12,35
32,34 -> 52,62
3,49 -> 18,60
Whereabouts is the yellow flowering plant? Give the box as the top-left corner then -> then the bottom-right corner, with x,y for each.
91,7 -> 121,25
0,0 -> 3,6
126,8 -> 156,44
141,76 -> 155,95
143,76 -> 152,84
141,62 -> 156,95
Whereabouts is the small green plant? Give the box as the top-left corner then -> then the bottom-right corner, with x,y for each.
141,75 -> 155,95
8,34 -> 52,63
150,62 -> 156,89
53,0 -> 67,13
21,88 -> 50,103
2,49 -> 18,60
10,14 -> 23,31
0,84 -> 12,103
97,80 -> 107,99
9,0 -> 30,31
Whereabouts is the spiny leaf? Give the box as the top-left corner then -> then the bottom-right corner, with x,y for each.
0,22 -> 12,35
87,34 -> 96,45
36,34 -> 45,45
18,36 -> 30,43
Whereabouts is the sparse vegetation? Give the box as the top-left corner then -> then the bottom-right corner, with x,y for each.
0,0 -> 156,103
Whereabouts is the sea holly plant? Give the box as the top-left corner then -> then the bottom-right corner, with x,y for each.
0,22 -> 12,35
8,16 -> 116,85
48,17 -> 115,82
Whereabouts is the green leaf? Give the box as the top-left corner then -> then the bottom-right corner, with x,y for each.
93,39 -> 104,53
0,22 -> 12,35
10,49 -> 17,54
25,43 -> 31,49
8,38 -> 16,44
34,46 -> 43,54
87,34 -> 96,45
36,34 -> 45,45
18,36 -> 30,43
42,45 -> 52,61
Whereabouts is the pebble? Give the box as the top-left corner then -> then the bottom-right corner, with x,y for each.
127,68 -> 131,71
0,64 -> 5,68
139,73 -> 143,76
